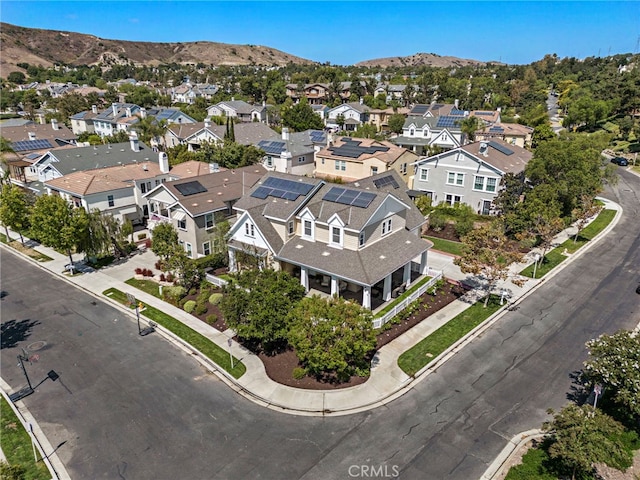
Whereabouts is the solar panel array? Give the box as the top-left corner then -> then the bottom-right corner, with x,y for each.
328,138 -> 390,159
488,141 -> 514,156
373,175 -> 400,189
250,176 -> 314,201
309,130 -> 326,143
155,110 -> 175,121
174,180 -> 208,196
11,139 -> 54,152
450,108 -> 467,116
431,104 -> 444,111
257,140 -> 285,155
411,105 -> 429,115
436,116 -> 463,129
322,187 -> 377,208
475,111 -> 494,116
489,126 -> 505,133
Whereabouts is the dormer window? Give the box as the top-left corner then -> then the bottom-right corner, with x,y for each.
330,225 -> 343,248
303,219 -> 314,240
359,231 -> 366,247
381,218 -> 392,236
288,220 -> 294,236
245,222 -> 255,238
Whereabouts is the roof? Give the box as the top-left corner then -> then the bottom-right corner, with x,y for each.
94,103 -> 141,123
163,165 -> 267,217
169,160 -> 221,179
460,140 -> 531,174
317,137 -> 409,164
45,161 -> 163,196
478,122 -> 533,136
1,123 -> 76,144
211,100 -> 264,115
328,102 -> 371,114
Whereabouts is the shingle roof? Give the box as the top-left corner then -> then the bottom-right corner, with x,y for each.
1,123 -> 76,144
169,160 -> 220,179
460,139 -> 532,174
317,137 -> 408,164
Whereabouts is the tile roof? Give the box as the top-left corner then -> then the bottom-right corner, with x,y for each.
169,160 -> 221,179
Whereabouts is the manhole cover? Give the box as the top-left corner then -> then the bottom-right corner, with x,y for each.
27,341 -> 47,352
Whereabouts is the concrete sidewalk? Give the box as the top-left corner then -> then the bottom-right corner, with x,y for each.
0,196 -> 622,418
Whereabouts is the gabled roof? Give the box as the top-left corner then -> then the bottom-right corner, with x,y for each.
169,160 -> 221,179
328,102 -> 371,114
1,123 -> 76,144
477,122 -> 533,136
94,103 -> 141,123
318,137 -> 409,164
45,161 -> 162,196
209,100 -> 265,115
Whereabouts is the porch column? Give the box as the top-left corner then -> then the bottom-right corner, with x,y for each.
331,276 -> 339,297
300,266 -> 309,292
403,263 -> 411,287
362,286 -> 372,310
229,249 -> 237,273
420,250 -> 428,275
383,275 -> 392,302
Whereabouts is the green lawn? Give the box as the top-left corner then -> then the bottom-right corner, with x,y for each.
125,278 -> 163,299
520,209 -> 615,279
0,397 -> 51,480
424,236 -> 464,256
103,288 -> 245,378
398,295 -> 502,376
504,443 -> 557,480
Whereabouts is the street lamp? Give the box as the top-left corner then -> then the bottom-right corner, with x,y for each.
532,253 -> 541,279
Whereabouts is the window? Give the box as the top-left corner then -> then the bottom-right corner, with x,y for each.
371,166 -> 378,175
297,156 -> 305,163
473,175 -> 498,192
381,218 -> 392,235
303,219 -> 312,237
447,172 -> 464,186
419,168 -> 429,181
335,160 -> 346,171
359,231 -> 366,247
107,195 -> 114,207
331,226 -> 342,246
321,158 -> 325,165
266,156 -> 273,167
445,194 -> 462,206
245,222 -> 255,237
185,243 -> 193,258
400,163 -> 407,174
205,213 -> 214,229
486,177 -> 497,192
409,128 -> 415,136
177,218 -> 187,230
474,175 -> 485,190
203,241 -> 211,256
288,221 -> 294,236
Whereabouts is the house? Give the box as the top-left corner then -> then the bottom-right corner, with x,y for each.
93,103 -> 142,137
144,165 -> 267,258
410,139 -> 533,215
311,104 -> 330,120
285,81 -> 365,105
475,122 -> 533,148
70,105 -> 99,135
409,102 -> 465,118
392,115 -> 464,154
325,102 -> 371,131
226,170 -> 432,310
163,121 -> 277,150
368,107 -> 410,132
206,100 -> 267,123
171,83 -> 219,104
315,136 -> 418,183
144,107 -> 197,125
471,109 -> 501,126
374,83 -> 409,103
44,154 -> 171,224
257,128 -> 327,175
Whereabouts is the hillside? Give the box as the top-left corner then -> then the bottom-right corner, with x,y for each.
355,52 -> 499,68
0,23 -> 314,77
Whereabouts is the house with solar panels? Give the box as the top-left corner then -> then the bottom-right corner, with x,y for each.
410,139 -> 532,215
392,115 -> 465,155
206,100 -> 267,123
475,122 -> 533,148
226,170 -> 432,310
93,103 -> 143,137
162,121 -> 277,150
325,102 -> 371,132
257,128 -> 327,175
315,136 -> 418,184
144,165 -> 267,258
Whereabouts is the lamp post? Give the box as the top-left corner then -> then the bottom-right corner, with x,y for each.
532,253 -> 541,279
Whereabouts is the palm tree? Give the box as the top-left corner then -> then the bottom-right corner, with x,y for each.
460,116 -> 480,143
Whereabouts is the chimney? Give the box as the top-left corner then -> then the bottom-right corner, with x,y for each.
112,103 -> 118,117
28,132 -> 37,141
159,152 -> 169,173
204,120 -> 211,128
479,141 -> 488,156
91,104 -> 98,114
359,97 -> 363,105
125,107 -> 132,117
454,99 -> 459,109
140,107 -> 147,119
129,131 -> 140,152
209,162 -> 220,173
51,118 -> 59,130
231,96 -> 235,101
282,127 -> 290,141
37,113 -> 45,124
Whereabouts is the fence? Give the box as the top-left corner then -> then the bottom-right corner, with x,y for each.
373,269 -> 443,329
205,273 -> 229,288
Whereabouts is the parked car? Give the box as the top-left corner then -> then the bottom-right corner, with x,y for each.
611,157 -> 629,166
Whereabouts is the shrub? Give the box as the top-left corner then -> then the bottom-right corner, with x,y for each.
195,252 -> 228,271
205,314 -> 218,324
166,273 -> 174,282
155,260 -> 163,270
144,269 -> 154,277
188,287 -> 197,296
428,211 -> 447,231
292,367 -> 306,380
197,289 -> 212,304
195,303 -> 208,315
455,218 -> 474,238
135,267 -> 143,275
162,285 -> 186,304
183,300 -> 196,313
159,273 -> 166,282
209,293 -> 223,305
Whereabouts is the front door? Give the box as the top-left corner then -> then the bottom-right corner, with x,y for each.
481,200 -> 492,215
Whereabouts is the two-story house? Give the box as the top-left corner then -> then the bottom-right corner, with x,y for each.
475,122 -> 533,148
258,128 -> 327,176
325,102 -> 371,131
226,170 -> 432,310
392,115 -> 465,154
315,136 -> 418,184
93,103 -> 142,137
144,165 -> 267,258
70,105 -> 99,135
410,139 -> 532,215
206,100 -> 267,123
162,121 -> 277,150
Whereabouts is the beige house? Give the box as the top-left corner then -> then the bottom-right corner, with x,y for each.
315,136 -> 418,184
475,122 -> 534,148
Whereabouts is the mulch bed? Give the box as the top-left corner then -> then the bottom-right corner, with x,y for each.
187,281 -> 466,390
423,223 -> 461,242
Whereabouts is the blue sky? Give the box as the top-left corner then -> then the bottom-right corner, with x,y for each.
1,1 -> 638,65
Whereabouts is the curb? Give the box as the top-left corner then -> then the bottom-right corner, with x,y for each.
480,429 -> 545,480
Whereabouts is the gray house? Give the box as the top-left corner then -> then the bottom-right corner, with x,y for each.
258,128 -> 327,176
410,139 -> 532,215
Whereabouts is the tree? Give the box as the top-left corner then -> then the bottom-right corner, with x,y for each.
29,195 -> 89,272
219,269 -> 305,351
150,222 -> 179,262
388,113 -> 406,134
454,220 -> 524,306
571,195 -> 601,243
543,405 -> 631,480
583,330 -> 640,418
281,96 -> 323,132
76,209 -> 122,259
460,116 -> 480,143
288,295 -> 376,381
515,184 -> 564,261
167,250 -> 203,291
133,115 -> 167,147
0,183 -> 30,244
354,123 -> 378,139
531,123 -> 556,148
7,71 -> 26,84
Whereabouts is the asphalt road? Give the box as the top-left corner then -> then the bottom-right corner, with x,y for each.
1,170 -> 638,480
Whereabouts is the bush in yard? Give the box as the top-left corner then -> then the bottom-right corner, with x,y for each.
209,293 -> 223,305
183,300 -> 196,314
162,285 -> 186,304
155,260 -> 163,270
159,273 -> 166,282
197,289 -> 212,305
428,210 -> 447,231
292,367 -> 306,380
206,314 -> 218,324
189,287 -> 197,296
135,267 -> 143,275
195,302 -> 208,315
454,217 -> 474,237
166,273 -> 174,282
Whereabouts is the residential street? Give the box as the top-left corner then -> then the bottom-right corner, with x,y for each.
1,169 -> 638,480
